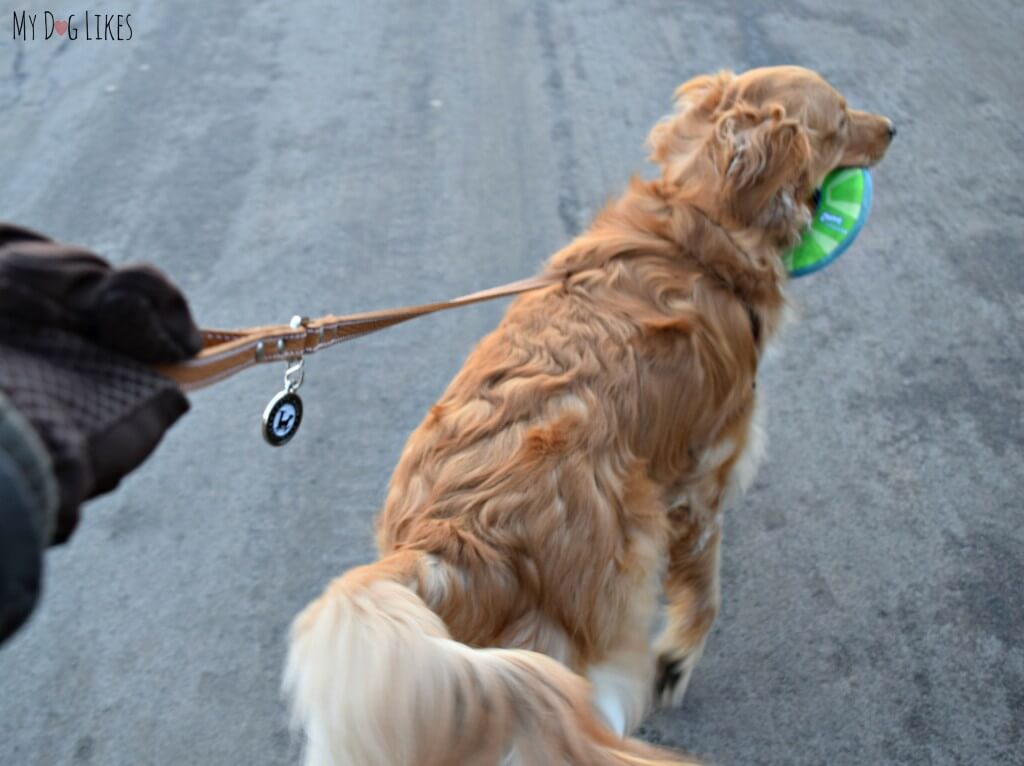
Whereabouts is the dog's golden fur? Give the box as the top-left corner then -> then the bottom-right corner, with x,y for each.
285,66 -> 893,765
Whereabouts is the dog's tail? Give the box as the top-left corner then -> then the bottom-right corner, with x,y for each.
284,553 -> 698,766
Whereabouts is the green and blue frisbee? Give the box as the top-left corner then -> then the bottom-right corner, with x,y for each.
783,167 -> 873,278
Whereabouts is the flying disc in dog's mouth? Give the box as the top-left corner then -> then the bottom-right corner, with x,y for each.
784,167 -> 873,278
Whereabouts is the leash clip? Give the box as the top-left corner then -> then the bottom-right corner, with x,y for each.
261,315 -> 308,446
284,357 -> 305,394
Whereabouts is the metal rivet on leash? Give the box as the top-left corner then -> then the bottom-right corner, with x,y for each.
261,315 -> 308,447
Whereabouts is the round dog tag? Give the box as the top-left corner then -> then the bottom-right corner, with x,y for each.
262,389 -> 303,446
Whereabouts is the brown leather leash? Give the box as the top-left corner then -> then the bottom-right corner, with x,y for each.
157,272 -> 562,445
158,272 -> 560,391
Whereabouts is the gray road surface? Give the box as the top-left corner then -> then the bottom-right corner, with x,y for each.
1,1 -> 1021,764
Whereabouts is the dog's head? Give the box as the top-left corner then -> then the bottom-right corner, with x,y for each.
648,66 -> 895,246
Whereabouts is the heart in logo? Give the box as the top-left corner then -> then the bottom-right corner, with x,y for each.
54,19 -> 69,36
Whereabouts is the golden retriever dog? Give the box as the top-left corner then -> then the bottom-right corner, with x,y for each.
284,66 -> 894,765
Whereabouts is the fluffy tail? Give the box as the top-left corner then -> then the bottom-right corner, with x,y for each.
284,557 -> 698,766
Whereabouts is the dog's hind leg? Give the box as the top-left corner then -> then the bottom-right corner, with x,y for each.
588,644 -> 655,737
652,506 -> 722,709
586,532 -> 663,736
654,403 -> 764,708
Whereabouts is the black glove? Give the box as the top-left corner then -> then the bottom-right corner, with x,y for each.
0,222 -> 201,643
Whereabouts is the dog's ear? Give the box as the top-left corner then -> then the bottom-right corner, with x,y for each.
674,71 -> 735,115
647,71 -> 734,173
649,75 -> 811,236
715,102 -> 812,226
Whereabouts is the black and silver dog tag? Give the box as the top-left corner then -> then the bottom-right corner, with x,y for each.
262,323 -> 307,447
262,388 -> 303,446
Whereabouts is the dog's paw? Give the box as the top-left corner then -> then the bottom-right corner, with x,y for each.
654,648 -> 697,709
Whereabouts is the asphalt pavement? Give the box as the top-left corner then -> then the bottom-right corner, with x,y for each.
1,1 -> 1021,764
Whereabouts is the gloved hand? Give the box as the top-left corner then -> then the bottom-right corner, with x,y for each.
0,222 -> 201,643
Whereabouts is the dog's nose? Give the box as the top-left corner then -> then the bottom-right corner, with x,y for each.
887,122 -> 897,139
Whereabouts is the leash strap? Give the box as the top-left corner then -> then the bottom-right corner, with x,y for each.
157,273 -> 561,392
